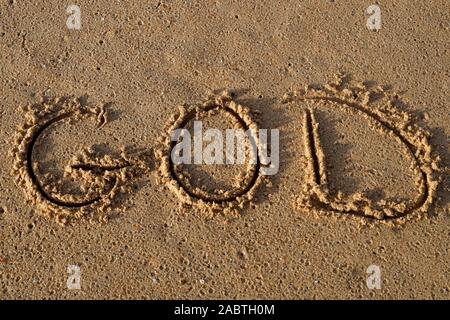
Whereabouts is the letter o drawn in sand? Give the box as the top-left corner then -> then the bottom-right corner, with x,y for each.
156,93 -> 265,214
11,97 -> 149,224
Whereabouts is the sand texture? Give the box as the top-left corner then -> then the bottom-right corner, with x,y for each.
0,1 -> 449,299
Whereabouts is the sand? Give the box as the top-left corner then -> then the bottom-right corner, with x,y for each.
0,0 -> 449,299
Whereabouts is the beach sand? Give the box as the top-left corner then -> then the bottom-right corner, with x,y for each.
0,0 -> 448,299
